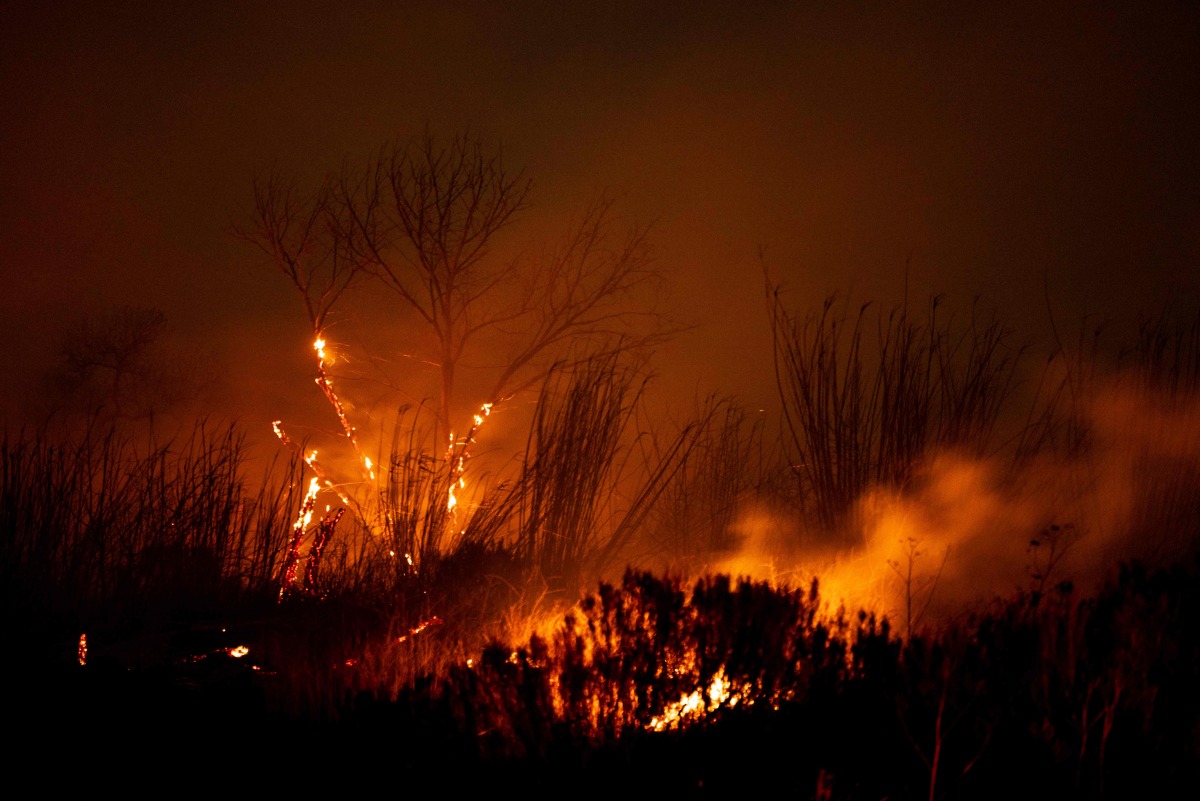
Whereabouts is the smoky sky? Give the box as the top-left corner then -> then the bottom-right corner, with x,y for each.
3,0 -> 1198,437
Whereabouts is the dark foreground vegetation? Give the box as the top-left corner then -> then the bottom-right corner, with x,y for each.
7,295 -> 1200,797
10,553 -> 1200,798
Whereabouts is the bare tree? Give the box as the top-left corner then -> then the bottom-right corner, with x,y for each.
242,169 -> 361,336
41,305 -> 201,426
243,129 -> 674,444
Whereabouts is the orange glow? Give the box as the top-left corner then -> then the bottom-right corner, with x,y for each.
78,633 -> 87,666
473,402 -> 493,427
310,331 -> 374,482
279,476 -> 322,601
297,476 -> 320,530
227,645 -> 249,658
648,667 -> 752,732
396,615 -> 444,643
446,400 -> 498,515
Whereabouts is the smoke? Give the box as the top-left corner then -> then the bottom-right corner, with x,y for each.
711,373 -> 1200,631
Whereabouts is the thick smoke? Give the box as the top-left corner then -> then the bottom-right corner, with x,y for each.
712,373 -> 1200,630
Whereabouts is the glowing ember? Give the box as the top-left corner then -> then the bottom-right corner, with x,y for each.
445,400 -> 498,515
396,616 -> 443,643
78,633 -> 87,666
310,333 -> 374,481
303,507 -> 345,596
227,645 -> 250,658
279,476 -> 321,601
273,329 -> 373,540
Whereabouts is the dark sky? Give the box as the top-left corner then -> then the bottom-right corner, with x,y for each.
3,0 -> 1198,440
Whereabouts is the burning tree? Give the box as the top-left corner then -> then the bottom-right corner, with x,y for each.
243,127 -> 674,445
238,127 -> 687,603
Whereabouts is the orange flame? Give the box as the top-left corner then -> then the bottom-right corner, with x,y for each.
279,476 -> 322,601
648,667 -> 753,732
395,615 -> 444,644
311,335 -> 375,482
446,400 -> 497,515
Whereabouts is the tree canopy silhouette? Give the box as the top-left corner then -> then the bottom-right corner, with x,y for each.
242,128 -> 676,442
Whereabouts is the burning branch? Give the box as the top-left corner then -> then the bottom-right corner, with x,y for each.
446,401 -> 495,520
279,476 -> 321,601
396,615 -> 444,644
303,506 -> 345,597
279,497 -> 346,602
312,337 -> 375,482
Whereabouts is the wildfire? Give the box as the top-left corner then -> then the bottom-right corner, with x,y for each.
273,424 -> 342,498
473,402 -> 493,427
182,644 -> 252,663
396,616 -> 444,644
310,335 -> 375,482
279,476 -> 322,601
273,333 -> 374,496
271,332 -> 368,601
648,666 -> 744,732
274,331 -> 502,595
446,400 -> 496,515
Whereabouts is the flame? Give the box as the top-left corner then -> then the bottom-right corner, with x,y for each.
298,476 -> 320,530
396,616 -> 443,643
227,645 -> 249,658
301,332 -> 376,484
279,476 -> 322,601
446,400 -> 497,514
279,333 -> 498,586
473,402 -> 493,427
303,506 -> 345,596
78,633 -> 87,666
648,666 -> 747,731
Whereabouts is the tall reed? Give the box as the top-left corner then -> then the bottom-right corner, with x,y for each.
1,421 -> 300,656
768,290 -> 1020,541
